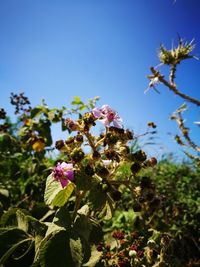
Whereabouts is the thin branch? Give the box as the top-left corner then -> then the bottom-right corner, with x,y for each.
150,67 -> 200,106
176,112 -> 200,153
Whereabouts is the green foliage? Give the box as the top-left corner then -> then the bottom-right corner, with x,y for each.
0,92 -> 200,267
44,174 -> 75,207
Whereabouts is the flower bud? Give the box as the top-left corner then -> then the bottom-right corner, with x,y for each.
32,138 -> 45,152
101,183 -> 109,192
112,230 -> 125,239
65,137 -> 75,145
148,122 -> 156,128
92,151 -> 101,160
106,132 -> 118,145
84,164 -> 95,176
70,148 -> 85,162
83,112 -> 96,127
55,140 -> 65,150
126,130 -> 133,140
133,150 -> 147,162
75,133 -> 83,143
65,118 -> 79,131
105,149 -> 120,161
95,164 -> 109,178
128,250 -> 137,258
147,157 -> 157,167
147,239 -> 156,249
131,162 -> 141,174
0,108 -> 6,119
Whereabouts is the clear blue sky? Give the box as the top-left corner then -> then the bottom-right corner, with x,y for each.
0,0 -> 200,160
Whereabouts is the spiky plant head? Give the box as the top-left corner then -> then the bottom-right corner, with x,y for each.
158,38 -> 196,65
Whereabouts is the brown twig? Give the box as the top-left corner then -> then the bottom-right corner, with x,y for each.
150,67 -> 200,106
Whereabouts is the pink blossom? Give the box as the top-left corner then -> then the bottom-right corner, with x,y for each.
53,162 -> 74,188
92,105 -> 122,128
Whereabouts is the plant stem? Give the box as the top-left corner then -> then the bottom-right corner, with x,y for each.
150,67 -> 200,106
72,190 -> 85,222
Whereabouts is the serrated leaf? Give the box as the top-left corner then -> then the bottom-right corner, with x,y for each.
48,111 -> 55,121
52,182 -> 75,207
17,210 -> 29,232
45,207 -> 71,237
44,174 -> 75,207
0,227 -> 29,260
0,208 -> 29,227
83,246 -> 102,267
105,200 -> 113,220
38,229 -> 74,267
0,188 -> 9,198
30,107 -> 43,118
70,238 -> 83,267
88,185 -> 107,210
71,96 -> 84,106
77,205 -> 90,216
0,237 -> 33,265
73,214 -> 92,243
89,219 -> 103,245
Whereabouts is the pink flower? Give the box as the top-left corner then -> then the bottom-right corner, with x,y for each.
53,162 -> 74,188
92,105 -> 122,128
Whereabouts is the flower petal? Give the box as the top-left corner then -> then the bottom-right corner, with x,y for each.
66,170 -> 74,181
60,178 -> 69,188
60,162 -> 68,168
92,108 -> 102,118
99,118 -> 110,127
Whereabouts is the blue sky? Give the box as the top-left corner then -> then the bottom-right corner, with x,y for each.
0,0 -> 200,160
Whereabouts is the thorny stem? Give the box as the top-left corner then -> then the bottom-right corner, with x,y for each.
150,67 -> 200,106
169,64 -> 177,86
72,190 -> 86,222
176,112 -> 200,153
95,136 -> 106,149
16,195 -> 29,207
84,131 -> 96,152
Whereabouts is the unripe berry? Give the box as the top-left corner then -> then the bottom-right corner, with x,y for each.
147,239 -> 156,249
129,249 -> 137,258
131,162 -> 141,174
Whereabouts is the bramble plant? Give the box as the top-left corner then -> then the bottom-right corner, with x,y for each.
146,37 -> 200,163
0,37 -> 200,267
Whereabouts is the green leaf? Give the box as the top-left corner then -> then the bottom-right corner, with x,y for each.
70,238 -> 83,267
38,230 -> 74,267
61,118 -> 68,131
0,228 -> 29,262
88,183 -> 107,210
44,174 -> 75,207
16,209 -> 47,238
98,198 -> 114,220
83,246 -> 102,267
0,188 -> 9,198
0,237 -> 33,265
89,219 -> 103,245
52,182 -> 75,207
75,171 -> 92,191
71,96 -> 84,106
73,215 -> 92,242
0,208 -> 29,227
16,210 -> 29,232
45,207 -> 71,237
30,107 -> 43,118
37,121 -> 52,146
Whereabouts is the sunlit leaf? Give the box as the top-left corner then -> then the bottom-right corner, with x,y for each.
44,174 -> 75,207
